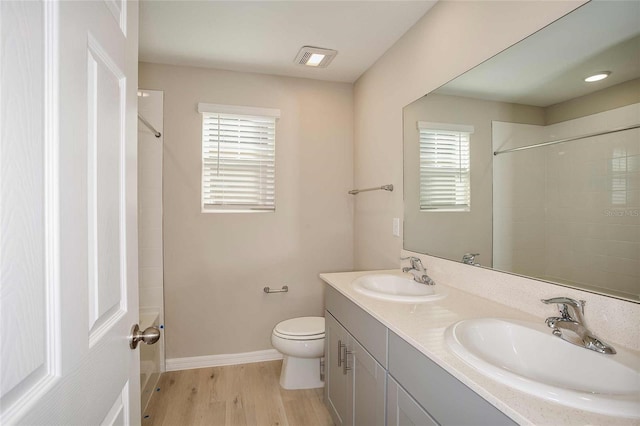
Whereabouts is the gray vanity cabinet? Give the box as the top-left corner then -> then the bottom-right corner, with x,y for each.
387,376 -> 438,426
388,332 -> 517,426
324,284 -> 517,426
325,285 -> 388,426
325,312 -> 386,426
325,312 -> 350,426
350,336 -> 386,426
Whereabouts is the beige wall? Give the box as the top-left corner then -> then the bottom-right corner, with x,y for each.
353,1 -> 585,269
545,78 -> 640,124
139,63 -> 354,359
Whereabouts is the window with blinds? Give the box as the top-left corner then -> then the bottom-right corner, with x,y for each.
199,103 -> 280,212
418,121 -> 474,212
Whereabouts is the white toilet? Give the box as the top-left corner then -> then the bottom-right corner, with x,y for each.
271,316 -> 325,390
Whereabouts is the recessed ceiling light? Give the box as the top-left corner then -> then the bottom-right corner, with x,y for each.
294,46 -> 338,68
584,72 -> 611,82
306,53 -> 326,67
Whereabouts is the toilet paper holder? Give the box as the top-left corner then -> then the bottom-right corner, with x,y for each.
264,285 -> 289,294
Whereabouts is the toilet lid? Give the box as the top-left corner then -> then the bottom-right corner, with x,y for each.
274,316 -> 325,338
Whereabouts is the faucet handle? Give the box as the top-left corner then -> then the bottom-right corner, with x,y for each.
400,256 -> 418,261
462,253 -> 480,265
401,256 -> 423,270
541,297 -> 585,321
541,297 -> 585,310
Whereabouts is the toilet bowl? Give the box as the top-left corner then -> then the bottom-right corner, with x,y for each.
271,316 -> 325,390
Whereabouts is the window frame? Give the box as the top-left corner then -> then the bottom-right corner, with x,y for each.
198,103 -> 280,213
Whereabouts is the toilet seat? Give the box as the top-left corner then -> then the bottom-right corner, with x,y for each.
273,316 -> 325,341
271,316 -> 326,389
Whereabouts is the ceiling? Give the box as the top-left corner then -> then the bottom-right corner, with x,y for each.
139,1 -> 437,83
435,1 -> 640,107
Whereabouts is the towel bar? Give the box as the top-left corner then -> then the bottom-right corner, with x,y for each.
348,184 -> 393,195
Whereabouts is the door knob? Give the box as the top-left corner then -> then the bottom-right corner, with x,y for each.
129,324 -> 161,349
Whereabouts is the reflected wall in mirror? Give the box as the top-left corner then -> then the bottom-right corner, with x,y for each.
403,0 -> 640,302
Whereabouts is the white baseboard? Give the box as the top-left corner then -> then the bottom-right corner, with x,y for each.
166,349 -> 283,372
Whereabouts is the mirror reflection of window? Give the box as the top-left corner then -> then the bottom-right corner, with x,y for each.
418,122 -> 474,212
611,154 -> 628,206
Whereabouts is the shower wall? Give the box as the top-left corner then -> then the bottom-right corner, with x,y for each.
493,103 -> 640,300
137,89 -> 165,410
138,90 -> 164,313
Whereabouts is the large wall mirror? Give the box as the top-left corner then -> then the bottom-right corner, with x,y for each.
403,0 -> 640,302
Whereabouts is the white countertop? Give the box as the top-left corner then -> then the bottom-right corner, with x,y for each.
320,269 -> 639,426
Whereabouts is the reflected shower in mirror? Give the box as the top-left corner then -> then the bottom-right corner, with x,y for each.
403,0 -> 640,302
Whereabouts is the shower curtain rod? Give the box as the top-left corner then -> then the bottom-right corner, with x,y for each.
138,113 -> 161,138
493,123 -> 640,156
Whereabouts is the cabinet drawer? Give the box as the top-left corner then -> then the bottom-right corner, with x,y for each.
388,332 -> 516,426
325,284 -> 388,367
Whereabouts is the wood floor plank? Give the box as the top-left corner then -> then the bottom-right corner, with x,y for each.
193,401 -> 226,426
308,389 -> 334,426
282,395 -> 315,426
247,362 -> 288,426
165,369 -> 199,425
225,394 -> 249,426
142,360 -> 333,426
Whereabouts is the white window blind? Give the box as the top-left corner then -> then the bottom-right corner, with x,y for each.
418,121 -> 473,212
199,103 -> 280,212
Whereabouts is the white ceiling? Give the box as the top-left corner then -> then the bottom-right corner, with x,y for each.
139,1 -> 437,83
436,1 -> 640,107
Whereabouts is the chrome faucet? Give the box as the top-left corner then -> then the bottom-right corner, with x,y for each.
462,253 -> 480,265
541,297 -> 616,354
401,256 -> 436,285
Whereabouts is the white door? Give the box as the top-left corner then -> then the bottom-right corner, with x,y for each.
1,1 -> 141,424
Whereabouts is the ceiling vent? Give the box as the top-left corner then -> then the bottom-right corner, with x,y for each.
294,46 -> 338,68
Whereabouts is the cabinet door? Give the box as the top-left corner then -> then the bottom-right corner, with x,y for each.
349,338 -> 386,426
325,312 -> 349,426
387,377 -> 438,426
389,332 -> 517,425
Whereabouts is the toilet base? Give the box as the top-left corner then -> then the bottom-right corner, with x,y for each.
279,356 -> 324,390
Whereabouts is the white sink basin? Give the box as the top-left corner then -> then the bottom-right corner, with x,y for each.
445,318 -> 640,418
351,273 -> 447,303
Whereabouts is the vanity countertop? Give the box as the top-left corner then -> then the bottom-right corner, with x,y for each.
320,269 -> 639,426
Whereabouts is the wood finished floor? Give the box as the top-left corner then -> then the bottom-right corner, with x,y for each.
142,361 -> 334,426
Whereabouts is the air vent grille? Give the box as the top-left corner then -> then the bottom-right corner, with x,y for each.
298,51 -> 312,65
